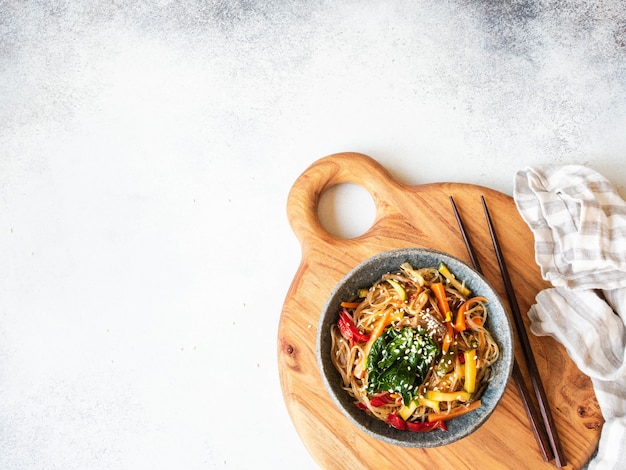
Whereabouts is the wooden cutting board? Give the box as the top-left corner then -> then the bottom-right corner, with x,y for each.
277,152 -> 602,470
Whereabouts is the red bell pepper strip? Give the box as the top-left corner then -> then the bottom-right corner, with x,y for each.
458,351 -> 466,364
337,310 -> 371,344
407,420 -> 448,432
386,413 -> 407,430
386,412 -> 448,432
355,393 -> 398,410
369,392 -> 398,407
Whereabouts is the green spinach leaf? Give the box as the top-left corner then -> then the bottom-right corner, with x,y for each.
366,327 -> 439,404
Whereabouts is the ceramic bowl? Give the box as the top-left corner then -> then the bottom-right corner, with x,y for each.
316,248 -> 514,448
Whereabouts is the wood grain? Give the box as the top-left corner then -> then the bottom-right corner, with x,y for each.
277,152 -> 602,470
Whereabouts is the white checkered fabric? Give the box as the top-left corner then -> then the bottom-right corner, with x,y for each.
515,165 -> 626,470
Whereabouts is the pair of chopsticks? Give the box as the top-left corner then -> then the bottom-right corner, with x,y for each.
449,195 -> 567,467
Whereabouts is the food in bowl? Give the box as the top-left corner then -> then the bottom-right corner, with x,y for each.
330,261 -> 499,432
318,249 -> 512,447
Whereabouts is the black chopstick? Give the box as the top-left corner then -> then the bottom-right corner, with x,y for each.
481,196 -> 567,467
449,197 -> 554,462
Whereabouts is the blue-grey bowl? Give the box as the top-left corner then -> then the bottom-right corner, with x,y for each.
316,248 -> 514,448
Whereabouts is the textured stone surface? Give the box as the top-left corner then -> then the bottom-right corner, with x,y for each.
1,1 -> 625,468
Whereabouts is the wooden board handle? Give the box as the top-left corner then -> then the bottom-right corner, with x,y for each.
287,152 -> 404,250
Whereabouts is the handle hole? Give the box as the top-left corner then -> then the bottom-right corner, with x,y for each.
317,183 -> 376,239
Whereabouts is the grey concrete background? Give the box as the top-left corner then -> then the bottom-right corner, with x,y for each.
1,1 -> 625,468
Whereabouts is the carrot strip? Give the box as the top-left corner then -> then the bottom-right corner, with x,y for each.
431,283 -> 450,320
454,296 -> 488,332
427,400 -> 481,422
442,323 -> 454,354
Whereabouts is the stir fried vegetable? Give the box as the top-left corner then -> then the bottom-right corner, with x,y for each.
330,261 -> 500,433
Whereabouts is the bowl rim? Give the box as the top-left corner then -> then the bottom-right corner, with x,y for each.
316,247 -> 514,448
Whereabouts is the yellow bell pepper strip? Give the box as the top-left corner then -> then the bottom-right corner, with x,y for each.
399,398 -> 441,419
454,296 -> 488,332
419,397 -> 441,413
397,396 -> 441,420
432,283 -> 455,354
437,262 -> 472,297
464,349 -> 477,393
398,399 -> 418,420
425,390 -> 472,403
427,400 -> 482,422
386,279 -> 407,302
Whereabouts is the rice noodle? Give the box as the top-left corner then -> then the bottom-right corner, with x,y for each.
330,262 -> 500,425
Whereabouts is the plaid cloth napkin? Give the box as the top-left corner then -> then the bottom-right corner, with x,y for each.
515,165 -> 626,470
